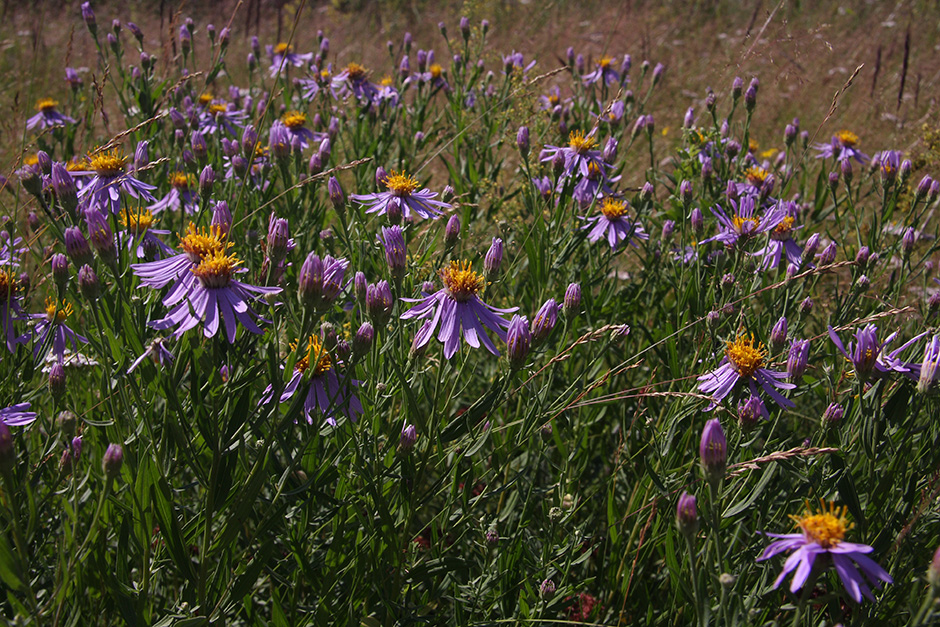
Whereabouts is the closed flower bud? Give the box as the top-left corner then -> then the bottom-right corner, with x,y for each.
531,299 -> 559,343
0,422 -> 12,468
81,1 -> 96,34
51,253 -> 69,293
738,395 -> 764,429
799,297 -> 813,314
683,106 -> 695,129
444,214 -> 460,246
375,166 -> 389,189
784,123 -> 797,146
102,443 -> 123,479
484,237 -> 503,278
699,418 -> 726,481
49,361 -> 67,399
399,423 -> 418,453
211,201 -> 231,236
199,165 -> 215,196
516,126 -> 530,159
366,280 -> 394,327
191,131 -> 208,161
676,492 -> 698,537
802,233 -> 820,265
787,339 -> 809,382
603,137 -> 618,163
661,219 -> 675,244
744,77 -> 759,111
353,322 -> 374,357
640,181 -> 654,202
266,216 -> 290,265
731,76 -> 743,101
354,271 -> 368,304
679,180 -> 693,206
900,159 -> 912,184
916,175 -> 933,201
506,315 -> 531,369
379,225 -> 407,279
85,207 -> 116,262
855,274 -> 870,292
563,282 -> 581,315
328,176 -> 345,215
930,180 -> 940,204
539,578 -> 556,600
307,152 -> 323,176
57,410 -> 78,437
51,163 -> 78,214
690,207 -> 703,235
817,241 -> 837,266
822,401 -> 844,425
769,316 -> 787,351
902,227 -> 916,258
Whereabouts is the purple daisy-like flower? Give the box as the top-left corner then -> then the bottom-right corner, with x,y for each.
540,129 -> 607,179
828,324 -> 925,383
697,333 -> 795,411
750,202 -> 806,271
0,402 -> 37,427
275,111 -> 324,151
148,171 -> 199,215
127,337 -> 175,374
569,162 -> 621,207
582,55 -> 622,87
813,130 -> 869,163
266,42 -> 313,77
331,62 -> 379,103
580,198 -> 648,250
350,170 -> 450,221
539,86 -> 567,112
501,51 -> 536,77
259,334 -> 363,426
758,500 -> 892,604
401,260 -> 518,359
75,148 -> 157,215
700,196 -> 788,249
26,98 -> 77,131
197,100 -> 247,136
148,247 -> 280,343
30,297 -> 88,364
118,207 -> 174,259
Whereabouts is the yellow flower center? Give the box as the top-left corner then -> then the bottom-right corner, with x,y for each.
791,500 -> 851,548
731,214 -> 760,232
67,158 -> 89,171
169,172 -> 192,190
198,92 -> 214,106
440,261 -> 485,303
274,42 -> 291,55
600,199 -> 628,220
291,335 -> 332,376
120,208 -> 154,236
345,62 -> 367,80
179,222 -> 230,262
208,103 -> 229,116
22,154 -> 39,167
597,55 -> 614,68
836,130 -> 858,147
380,75 -> 393,87
745,166 -> 769,187
772,216 -> 795,240
548,94 -> 560,106
280,111 -> 306,129
725,334 -> 766,379
384,171 -> 419,196
748,138 -> 759,152
254,142 -> 268,159
568,130 -> 596,154
0,269 -> 17,301
430,64 -> 443,79
44,297 -> 73,324
89,148 -> 126,176
37,98 -> 59,112
320,68 -> 331,80
191,249 -> 239,288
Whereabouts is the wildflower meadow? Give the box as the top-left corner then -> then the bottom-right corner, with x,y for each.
3,1 -> 940,624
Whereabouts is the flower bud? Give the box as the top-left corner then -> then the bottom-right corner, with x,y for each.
676,492 -> 698,537
444,214 -> 460,246
744,77 -> 759,111
787,339 -> 809,382
51,163 -> 78,214
398,423 -> 418,452
58,410 -> 78,438
679,180 -> 693,206
516,126 -> 530,159
738,395 -> 765,429
817,241 -> 837,266
379,225 -> 407,280
699,418 -> 726,481
855,274 -> 870,293
48,361 -> 67,400
799,297 -> 813,315
211,201 -> 231,236
191,131 -> 207,161
353,322 -> 374,358
539,578 -> 556,600
266,216 -> 290,265
731,76 -> 743,101
531,298 -> 558,343
690,207 -> 703,235
103,443 -> 124,479
506,315 -> 531,370
307,152 -> 323,176
900,159 -> 912,185
51,253 -> 69,293
366,280 -> 394,327
328,176 -> 345,216
85,207 -> 116,262
801,233 -> 819,265
822,402 -> 844,426
563,283 -> 581,315
375,166 -> 389,189
354,271 -> 367,304
199,165 -> 215,196
81,2 -> 97,35
484,237 -> 503,278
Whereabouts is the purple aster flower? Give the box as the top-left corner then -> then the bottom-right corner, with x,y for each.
26,98 -> 77,131
751,202 -> 807,270
874,150 -> 902,182
259,334 -> 362,426
697,333 -> 795,410
813,130 -> 869,163
266,42 -> 313,77
75,148 -> 156,214
539,86 -> 567,112
127,337 -> 175,373
569,162 -> 621,207
580,198 -> 649,250
0,402 -> 37,427
118,207 -> 174,259
540,130 -> 607,179
276,111 -> 324,151
0,266 -> 27,352
501,51 -> 536,77
198,100 -> 248,136
148,171 -> 199,215
30,298 -> 89,363
331,62 -> 379,103
916,334 -> 940,395
700,196 -> 787,249
401,260 -> 518,359
351,170 -> 450,221
582,55 -> 621,86
758,501 -> 891,604
828,324 -> 925,383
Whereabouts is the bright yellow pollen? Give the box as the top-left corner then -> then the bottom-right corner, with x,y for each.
320,69 -> 331,80
790,500 -> 851,548
548,94 -> 560,106
600,199 -> 628,220
345,62 -> 367,80
725,334 -> 766,379
745,166 -> 769,186
44,297 -> 73,324
0,269 -> 16,301
748,138 -> 759,152
254,142 -> 268,159
191,249 -> 239,287
36,98 -> 59,112
384,171 -> 419,196
430,64 -> 443,79
290,335 -> 332,376
67,158 -> 89,171
380,75 -> 393,87
208,103 -> 229,116
274,42 -> 291,55
198,93 -> 214,105
836,130 -> 859,147
89,148 -> 126,176
120,208 -> 154,235
731,214 -> 760,232
568,130 -> 597,154
760,148 -> 778,159
179,222 -> 230,261
169,172 -> 192,190
280,111 -> 306,129
773,216 -> 795,237
597,55 -> 614,68
440,261 -> 485,303
22,154 -> 39,167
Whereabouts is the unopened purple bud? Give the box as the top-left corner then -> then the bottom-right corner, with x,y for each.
103,443 -> 123,479
51,253 -> 69,293
85,207 -> 116,261
354,271 -> 367,303
484,237 -> 503,277
27,212 -> 39,231
35,150 -> 52,175
211,201 -> 231,236
640,181 -> 654,202
266,216 -> 290,264
725,140 -> 741,160
855,274 -> 870,292
219,27 -> 230,47
71,435 -> 83,461
840,158 -> 853,185
902,227 -> 916,257
917,175 -> 933,201
563,283 -> 581,315
199,165 -> 215,196
460,16 -> 470,40
78,264 -> 99,302
442,185 -> 455,203
661,219 -> 675,243
353,322 -> 374,357
531,298 -> 558,343
539,578 -> 556,600
731,76 -> 743,100
784,123 -> 797,146
676,492 -> 698,537
191,131 -> 207,161
375,166 -> 388,189
817,241 -> 837,265
855,246 -> 870,267
51,163 -> 78,214
930,180 -> 940,204
787,339 -> 809,382
481,19 -> 489,35
380,225 -> 407,279
308,152 -> 323,176
738,395 -> 764,429
822,402 -> 844,425
403,31 -> 413,51
802,233 -> 820,265
127,21 -> 143,43
690,207 -> 703,235
506,314 -> 531,369
328,176 -> 345,215
683,107 -> 694,129
603,137 -> 618,163
679,180 -> 693,206
705,90 -> 716,112
399,423 -> 418,452
770,316 -> 787,351
900,159 -> 912,184
720,273 -> 736,291
516,126 -> 530,158
49,361 -> 67,399
81,2 -> 96,33
828,170 -> 840,193
700,418 -> 726,480
799,297 -> 813,314
575,54 -> 585,74
298,253 -> 323,307
241,125 -> 258,156
366,280 -> 394,327
179,25 -> 191,53
551,150 -> 565,176
64,227 -> 93,266
318,137 -> 331,162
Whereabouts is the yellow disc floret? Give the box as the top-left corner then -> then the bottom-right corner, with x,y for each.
179,222 -> 230,262
771,216 -> 795,241
345,62 -> 367,80
597,55 -> 614,68
836,130 -> 859,147
198,92 -> 214,105
120,208 -> 154,236
731,214 -> 760,232
791,500 -> 851,548
745,166 -> 769,187
169,172 -> 193,190
291,335 -> 332,376
384,171 -> 420,196
430,64 -> 443,79
281,111 -> 306,129
89,148 -> 126,176
207,103 -> 229,116
191,249 -> 239,288
274,42 -> 291,55
36,98 -> 59,112
725,334 -> 766,379
380,75 -> 393,87
600,199 -> 628,220
568,130 -> 597,154
0,269 -> 17,301
44,297 -> 73,324
440,261 -> 485,303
